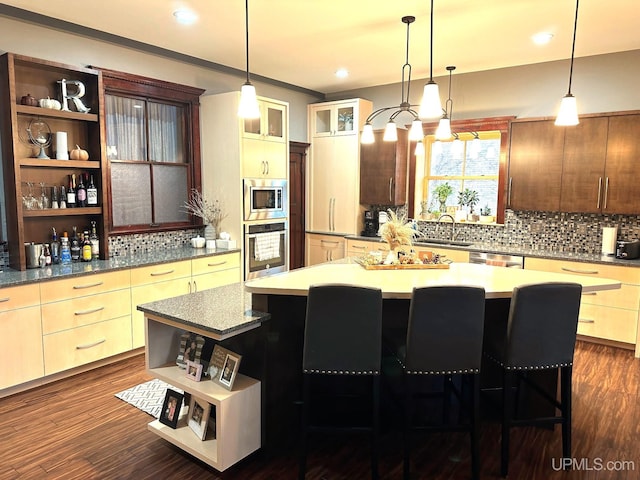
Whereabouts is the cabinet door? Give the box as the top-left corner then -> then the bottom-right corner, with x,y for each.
242,133 -> 287,178
308,137 -> 334,232
331,135 -> 359,234
508,121 -> 564,211
603,114 -> 640,214
360,129 -> 408,205
243,99 -> 286,143
0,305 -> 43,388
560,117 -> 608,213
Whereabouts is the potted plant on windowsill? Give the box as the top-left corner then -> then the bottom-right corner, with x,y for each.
480,204 -> 494,223
459,188 -> 480,222
433,182 -> 454,214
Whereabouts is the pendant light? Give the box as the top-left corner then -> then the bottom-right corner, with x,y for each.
361,16 -> 424,144
555,0 -> 580,126
238,0 -> 260,119
419,0 -> 443,119
435,65 -> 455,140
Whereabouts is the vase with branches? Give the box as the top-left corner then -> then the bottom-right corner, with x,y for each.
183,189 -> 228,239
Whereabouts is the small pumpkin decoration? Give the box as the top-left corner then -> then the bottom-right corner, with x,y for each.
38,96 -> 62,110
20,93 -> 38,107
70,145 -> 89,161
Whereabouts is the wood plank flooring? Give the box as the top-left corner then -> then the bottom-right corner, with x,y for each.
0,341 -> 638,479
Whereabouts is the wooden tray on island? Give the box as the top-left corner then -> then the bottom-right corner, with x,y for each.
359,262 -> 450,270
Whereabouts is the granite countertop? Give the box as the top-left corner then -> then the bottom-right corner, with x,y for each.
0,246 -> 241,288
345,234 -> 640,268
137,282 -> 269,339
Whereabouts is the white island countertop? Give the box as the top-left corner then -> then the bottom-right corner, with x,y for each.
244,259 -> 621,299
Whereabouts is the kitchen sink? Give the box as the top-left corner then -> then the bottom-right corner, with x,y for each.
414,238 -> 474,247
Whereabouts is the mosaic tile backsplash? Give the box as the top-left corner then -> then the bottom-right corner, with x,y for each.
108,228 -> 202,257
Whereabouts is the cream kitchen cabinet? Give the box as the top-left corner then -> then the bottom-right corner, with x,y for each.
310,100 -> 361,137
524,257 -> 640,355
412,245 -> 470,263
190,252 -> 241,293
307,99 -> 372,235
305,233 -> 345,266
242,98 -> 286,143
346,238 -> 389,257
0,285 -> 43,389
40,270 -> 132,375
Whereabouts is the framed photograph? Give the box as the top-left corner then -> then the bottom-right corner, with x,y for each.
187,396 -> 211,440
159,388 -> 184,429
176,332 -> 205,369
218,352 -> 241,390
185,360 -> 203,381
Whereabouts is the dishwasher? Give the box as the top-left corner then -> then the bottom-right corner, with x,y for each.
469,251 -> 524,268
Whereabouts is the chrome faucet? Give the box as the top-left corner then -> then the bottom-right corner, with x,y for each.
437,214 -> 456,241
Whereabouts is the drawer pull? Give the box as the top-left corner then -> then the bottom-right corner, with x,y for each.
73,281 -> 104,289
207,261 -> 227,267
321,240 -> 339,246
561,267 -> 598,275
150,269 -> 175,277
582,292 -> 597,296
578,318 -> 595,324
74,306 -> 105,316
76,338 -> 106,350
352,245 -> 366,249
0,297 -> 10,303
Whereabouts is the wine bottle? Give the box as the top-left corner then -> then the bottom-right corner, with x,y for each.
87,174 -> 98,206
67,175 -> 76,208
70,226 -> 80,262
76,173 -> 87,207
90,220 -> 100,260
82,230 -> 92,261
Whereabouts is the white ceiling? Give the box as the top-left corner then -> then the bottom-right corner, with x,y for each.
1,0 -> 639,95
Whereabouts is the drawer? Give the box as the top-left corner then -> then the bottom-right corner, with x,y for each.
130,260 -> 191,287
577,304 -> 638,344
0,284 -> 40,312
414,246 -> 469,263
40,270 -> 131,304
580,284 -> 640,310
0,305 -> 43,389
41,289 -> 131,335
525,257 -> 640,285
43,315 -> 132,375
191,252 -> 240,276
192,268 -> 241,292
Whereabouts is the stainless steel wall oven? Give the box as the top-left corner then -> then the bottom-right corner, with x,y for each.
244,221 -> 288,279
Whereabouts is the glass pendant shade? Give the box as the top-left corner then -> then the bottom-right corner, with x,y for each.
419,81 -> 443,119
383,121 -> 398,141
409,119 -> 423,141
555,94 -> 579,126
238,82 -> 260,118
435,117 -> 452,140
452,137 -> 464,157
361,124 -> 375,144
414,140 -> 425,156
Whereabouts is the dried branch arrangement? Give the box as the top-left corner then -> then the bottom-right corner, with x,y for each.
183,189 -> 228,228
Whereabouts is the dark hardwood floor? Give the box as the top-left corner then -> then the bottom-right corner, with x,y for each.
0,341 -> 638,479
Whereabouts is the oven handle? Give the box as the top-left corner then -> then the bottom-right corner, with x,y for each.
246,230 -> 285,239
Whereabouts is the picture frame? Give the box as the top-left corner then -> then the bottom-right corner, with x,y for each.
218,352 -> 241,390
176,332 -> 205,369
187,396 -> 211,440
159,388 -> 184,429
185,360 -> 203,381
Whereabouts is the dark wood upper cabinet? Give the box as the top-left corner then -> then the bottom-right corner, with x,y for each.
603,114 -> 640,214
560,117 -> 608,213
507,120 -> 564,212
360,129 -> 408,206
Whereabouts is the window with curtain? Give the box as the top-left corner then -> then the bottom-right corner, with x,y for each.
100,68 -> 204,233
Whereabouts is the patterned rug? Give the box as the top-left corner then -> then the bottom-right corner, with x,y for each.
115,379 -> 182,418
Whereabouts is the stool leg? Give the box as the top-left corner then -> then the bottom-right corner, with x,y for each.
299,375 -> 310,480
561,366 -> 572,468
470,374 -> 480,480
403,374 -> 412,480
371,375 -> 380,480
501,370 -> 515,477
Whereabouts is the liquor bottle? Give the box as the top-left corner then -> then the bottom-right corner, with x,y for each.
50,227 -> 61,264
70,226 -> 81,262
51,186 -> 59,209
60,232 -> 72,265
90,220 -> 100,260
86,174 -> 98,206
43,243 -> 52,266
82,230 -> 92,261
67,175 -> 76,208
59,185 -> 67,209
76,173 -> 87,207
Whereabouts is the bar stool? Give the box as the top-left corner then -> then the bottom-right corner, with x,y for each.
400,285 -> 486,480
483,282 -> 582,477
299,284 -> 383,480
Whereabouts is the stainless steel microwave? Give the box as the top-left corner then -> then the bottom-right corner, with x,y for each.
243,178 -> 287,221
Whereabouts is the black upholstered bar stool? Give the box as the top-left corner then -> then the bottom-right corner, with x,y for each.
483,282 -> 582,477
299,284 -> 383,480
400,285 -> 486,480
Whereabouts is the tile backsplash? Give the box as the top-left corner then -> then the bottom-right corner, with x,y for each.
416,210 -> 640,254
108,228 -> 202,257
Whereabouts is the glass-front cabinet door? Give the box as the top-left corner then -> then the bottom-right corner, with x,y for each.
243,99 -> 286,143
311,103 -> 356,138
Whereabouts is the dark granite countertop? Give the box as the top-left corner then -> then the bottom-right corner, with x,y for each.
137,282 -> 269,338
0,247 -> 241,288
345,234 -> 640,268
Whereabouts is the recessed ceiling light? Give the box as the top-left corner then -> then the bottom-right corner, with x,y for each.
335,68 -> 349,79
173,9 -> 198,25
531,32 -> 554,45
